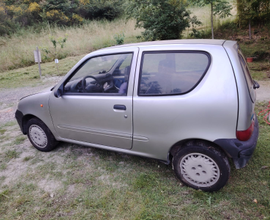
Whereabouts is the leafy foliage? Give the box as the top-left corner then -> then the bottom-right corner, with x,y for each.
0,0 -> 124,36
78,0 -> 124,21
190,0 -> 232,39
237,0 -> 270,26
114,33 -> 125,45
42,35 -> 68,61
126,0 -> 201,40
0,9 -> 18,35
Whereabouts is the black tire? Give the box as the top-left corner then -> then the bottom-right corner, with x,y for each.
26,118 -> 58,152
173,142 -> 230,192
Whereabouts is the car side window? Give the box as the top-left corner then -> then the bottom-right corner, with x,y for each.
64,53 -> 133,95
138,51 -> 210,96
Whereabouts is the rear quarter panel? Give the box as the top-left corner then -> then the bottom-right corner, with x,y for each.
223,41 -> 256,130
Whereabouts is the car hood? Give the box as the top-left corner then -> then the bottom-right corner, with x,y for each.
19,86 -> 54,101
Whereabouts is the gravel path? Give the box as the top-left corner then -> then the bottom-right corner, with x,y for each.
256,80 -> 270,103
0,77 -> 61,125
0,78 -> 269,126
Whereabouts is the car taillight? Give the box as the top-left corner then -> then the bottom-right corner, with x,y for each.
236,121 -> 255,141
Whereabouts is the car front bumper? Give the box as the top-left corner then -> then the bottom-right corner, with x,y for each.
214,116 -> 259,169
15,109 -> 25,134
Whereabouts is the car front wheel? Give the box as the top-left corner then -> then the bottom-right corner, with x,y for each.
26,118 -> 58,152
173,142 -> 230,192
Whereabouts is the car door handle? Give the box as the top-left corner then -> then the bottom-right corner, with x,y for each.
113,105 -> 126,110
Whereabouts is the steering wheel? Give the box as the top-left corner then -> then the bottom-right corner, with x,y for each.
82,75 -> 103,92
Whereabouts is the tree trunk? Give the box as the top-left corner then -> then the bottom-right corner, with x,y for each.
249,18 -> 252,40
211,3 -> 214,39
236,0 -> 242,28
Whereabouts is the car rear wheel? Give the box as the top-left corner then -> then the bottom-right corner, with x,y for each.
26,118 -> 58,152
173,142 -> 230,192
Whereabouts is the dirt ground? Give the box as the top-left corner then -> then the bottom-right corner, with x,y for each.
0,77 -> 61,125
256,80 -> 270,103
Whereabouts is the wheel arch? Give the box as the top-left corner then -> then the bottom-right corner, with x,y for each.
22,114 -> 45,134
168,139 -> 231,164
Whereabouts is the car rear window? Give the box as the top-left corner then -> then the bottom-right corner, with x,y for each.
138,51 -> 210,96
238,50 -> 255,102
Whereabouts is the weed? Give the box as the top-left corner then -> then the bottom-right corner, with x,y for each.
23,156 -> 34,162
13,136 -> 26,145
0,163 -> 7,170
0,129 -> 6,135
114,33 -> 125,45
0,190 -> 10,202
4,150 -> 20,161
133,173 -> 158,190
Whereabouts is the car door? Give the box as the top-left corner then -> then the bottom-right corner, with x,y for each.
49,49 -> 138,149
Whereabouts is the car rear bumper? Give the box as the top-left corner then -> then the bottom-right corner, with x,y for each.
214,116 -> 259,169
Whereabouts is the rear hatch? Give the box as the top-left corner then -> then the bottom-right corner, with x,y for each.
223,41 -> 259,141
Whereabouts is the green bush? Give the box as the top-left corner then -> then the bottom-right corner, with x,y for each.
126,0 -> 200,40
78,1 -> 124,21
0,11 -> 19,36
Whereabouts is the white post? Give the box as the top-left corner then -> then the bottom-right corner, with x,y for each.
34,47 -> 42,78
55,59 -> 59,75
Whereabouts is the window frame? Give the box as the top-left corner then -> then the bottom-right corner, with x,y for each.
138,50 -> 211,96
62,52 -> 134,96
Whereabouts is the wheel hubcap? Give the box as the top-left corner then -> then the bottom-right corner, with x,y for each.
180,153 -> 220,187
29,125 -> 48,148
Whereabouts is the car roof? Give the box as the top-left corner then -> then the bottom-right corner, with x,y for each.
99,39 -> 228,51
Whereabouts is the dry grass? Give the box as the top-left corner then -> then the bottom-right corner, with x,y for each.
0,2 -> 240,73
0,19 -> 142,73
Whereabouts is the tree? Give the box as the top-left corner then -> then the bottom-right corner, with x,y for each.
126,0 -> 200,41
237,0 -> 270,39
191,0 -> 232,39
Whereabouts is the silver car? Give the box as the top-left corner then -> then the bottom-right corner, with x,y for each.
15,39 -> 259,191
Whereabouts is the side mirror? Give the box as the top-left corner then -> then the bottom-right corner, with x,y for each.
253,80 -> 260,89
54,88 -> 63,98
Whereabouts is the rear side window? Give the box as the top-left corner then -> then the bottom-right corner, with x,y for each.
238,50 -> 255,102
138,51 -> 210,96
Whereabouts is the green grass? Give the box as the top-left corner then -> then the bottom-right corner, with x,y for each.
23,156 -> 34,162
248,61 -> 270,81
13,136 -> 26,145
0,55 -> 83,88
0,129 -> 6,135
0,141 -> 270,219
1,121 -> 16,127
0,163 -> 7,171
4,150 -> 20,162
